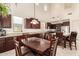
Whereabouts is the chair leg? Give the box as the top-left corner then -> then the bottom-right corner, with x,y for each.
75,41 -> 77,50
69,42 -> 72,50
64,38 -> 66,48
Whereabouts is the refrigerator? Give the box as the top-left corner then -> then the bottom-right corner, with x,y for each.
61,26 -> 70,34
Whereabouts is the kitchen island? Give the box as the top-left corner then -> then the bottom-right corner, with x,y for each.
0,31 -> 48,53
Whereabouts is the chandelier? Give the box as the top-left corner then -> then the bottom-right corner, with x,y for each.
30,3 -> 39,24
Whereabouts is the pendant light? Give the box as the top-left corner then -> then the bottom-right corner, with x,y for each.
30,3 -> 39,24
44,4 -> 47,11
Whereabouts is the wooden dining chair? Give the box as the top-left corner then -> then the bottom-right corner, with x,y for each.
66,32 -> 77,50
13,36 -> 31,56
39,33 -> 45,39
52,39 -> 58,56
44,32 -> 51,40
56,32 -> 64,45
43,33 -> 58,56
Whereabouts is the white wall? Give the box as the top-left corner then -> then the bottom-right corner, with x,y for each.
10,3 -> 34,18
10,3 -> 51,22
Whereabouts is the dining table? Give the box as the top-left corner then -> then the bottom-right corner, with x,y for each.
21,37 -> 50,55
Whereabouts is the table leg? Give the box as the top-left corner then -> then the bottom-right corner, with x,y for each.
30,49 -> 38,56
64,37 -> 66,48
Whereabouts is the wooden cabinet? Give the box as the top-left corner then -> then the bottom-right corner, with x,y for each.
0,15 -> 2,28
51,24 -> 56,29
62,21 -> 70,26
5,37 -> 15,51
2,15 -> 11,28
47,21 -> 70,30
0,37 -> 14,53
0,38 -> 5,53
0,15 -> 11,28
0,21 -> 1,28
25,18 -> 40,29
47,23 -> 56,29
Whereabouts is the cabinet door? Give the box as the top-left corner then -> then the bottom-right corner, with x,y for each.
5,37 -> 15,51
0,38 -> 5,53
2,15 -> 11,28
62,21 -> 70,26
52,24 -> 56,29
0,19 -> 1,28
0,15 -> 2,28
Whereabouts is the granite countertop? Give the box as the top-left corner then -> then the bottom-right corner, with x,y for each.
0,32 -> 45,38
0,33 -> 23,38
0,29 -> 56,39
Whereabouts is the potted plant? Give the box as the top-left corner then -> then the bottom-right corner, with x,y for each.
0,3 -> 9,16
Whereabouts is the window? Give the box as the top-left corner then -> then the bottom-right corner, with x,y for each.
13,16 -> 23,32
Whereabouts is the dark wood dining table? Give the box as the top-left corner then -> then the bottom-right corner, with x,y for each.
21,37 -> 50,55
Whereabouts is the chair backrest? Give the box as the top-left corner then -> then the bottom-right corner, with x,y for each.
16,34 -> 28,46
70,32 -> 77,41
39,33 -> 45,39
44,32 -> 49,40
52,39 -> 58,56
14,38 -> 22,56
14,35 -> 29,56
56,32 -> 63,38
48,33 -> 58,56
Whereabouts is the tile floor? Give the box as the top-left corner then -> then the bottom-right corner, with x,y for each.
0,41 -> 79,56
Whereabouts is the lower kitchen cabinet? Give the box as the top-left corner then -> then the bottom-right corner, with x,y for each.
5,37 -> 15,51
0,38 -> 5,53
0,37 -> 15,53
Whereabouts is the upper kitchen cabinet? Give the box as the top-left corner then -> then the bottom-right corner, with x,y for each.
62,21 -> 70,26
24,18 -> 40,29
47,23 -> 56,29
0,15 -> 2,28
0,15 -> 11,28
